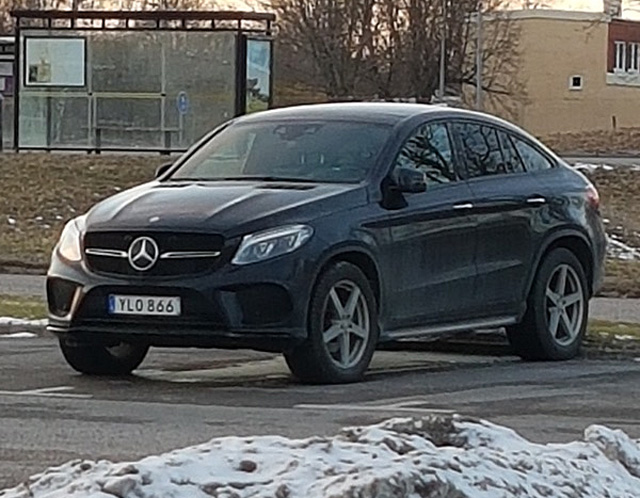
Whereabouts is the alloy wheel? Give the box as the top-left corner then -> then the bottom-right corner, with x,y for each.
321,279 -> 371,370
545,264 -> 585,347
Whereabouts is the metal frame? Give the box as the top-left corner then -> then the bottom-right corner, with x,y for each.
11,10 -> 275,154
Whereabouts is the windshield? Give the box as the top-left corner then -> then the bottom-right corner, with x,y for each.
170,120 -> 391,183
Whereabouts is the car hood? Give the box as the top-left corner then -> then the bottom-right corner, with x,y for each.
85,180 -> 367,237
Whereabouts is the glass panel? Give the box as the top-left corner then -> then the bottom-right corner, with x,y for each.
453,122 -> 505,178
18,29 -> 238,150
395,123 -> 456,185
246,39 -> 271,114
18,94 -> 46,147
96,97 -> 162,149
51,96 -> 89,146
2,96 -> 14,150
91,33 -> 161,93
498,131 -> 526,174
163,31 -> 236,147
513,138 -> 554,172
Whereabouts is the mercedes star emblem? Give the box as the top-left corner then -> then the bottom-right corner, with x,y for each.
128,236 -> 159,271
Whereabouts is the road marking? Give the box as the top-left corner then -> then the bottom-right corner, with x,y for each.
295,402 -> 455,415
0,386 -> 92,399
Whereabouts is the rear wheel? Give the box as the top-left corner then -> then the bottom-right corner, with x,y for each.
285,262 -> 379,384
59,339 -> 149,375
507,248 -> 588,361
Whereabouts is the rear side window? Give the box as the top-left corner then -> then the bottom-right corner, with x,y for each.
452,122 -> 505,178
395,122 -> 456,185
498,131 -> 526,174
512,137 -> 554,172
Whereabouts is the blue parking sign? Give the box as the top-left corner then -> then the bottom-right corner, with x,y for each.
177,91 -> 189,115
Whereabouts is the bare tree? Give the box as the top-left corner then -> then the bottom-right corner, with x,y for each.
272,0 -> 524,111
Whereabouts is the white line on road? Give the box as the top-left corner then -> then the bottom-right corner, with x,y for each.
0,385 -> 92,399
295,403 -> 455,415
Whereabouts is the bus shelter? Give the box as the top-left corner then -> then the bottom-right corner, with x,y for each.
11,9 -> 274,153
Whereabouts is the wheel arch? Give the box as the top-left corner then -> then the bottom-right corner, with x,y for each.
312,245 -> 382,309
529,230 -> 595,299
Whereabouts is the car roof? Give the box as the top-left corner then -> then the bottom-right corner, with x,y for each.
234,102 -> 555,157
237,102 -> 526,133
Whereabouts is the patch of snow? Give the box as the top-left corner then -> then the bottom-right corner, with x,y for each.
0,332 -> 37,339
608,237 -> 640,261
615,335 -> 638,341
573,162 -> 615,173
2,416 -> 640,498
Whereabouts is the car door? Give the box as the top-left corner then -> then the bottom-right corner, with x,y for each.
382,121 -> 478,329
450,121 -> 548,317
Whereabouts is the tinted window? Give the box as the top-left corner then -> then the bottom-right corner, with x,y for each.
512,138 -> 554,172
395,122 -> 456,185
453,123 -> 505,178
171,120 -> 391,183
498,131 -> 526,174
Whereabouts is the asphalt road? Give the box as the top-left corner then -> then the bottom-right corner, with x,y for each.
1,337 -> 640,489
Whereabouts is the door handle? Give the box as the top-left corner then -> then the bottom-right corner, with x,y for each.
526,197 -> 547,205
453,203 -> 474,210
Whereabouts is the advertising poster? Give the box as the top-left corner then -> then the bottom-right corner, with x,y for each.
25,37 -> 86,87
246,39 -> 271,114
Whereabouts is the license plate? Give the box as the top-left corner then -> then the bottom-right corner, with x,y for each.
108,295 -> 181,316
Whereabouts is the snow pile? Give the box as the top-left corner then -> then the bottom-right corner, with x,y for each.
3,416 -> 640,498
573,162 -> 616,173
572,162 -> 640,172
608,237 -> 640,261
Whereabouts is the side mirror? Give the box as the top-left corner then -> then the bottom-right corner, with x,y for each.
155,162 -> 174,179
394,167 -> 427,193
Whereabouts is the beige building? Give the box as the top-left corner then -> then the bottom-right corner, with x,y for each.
488,8 -> 640,136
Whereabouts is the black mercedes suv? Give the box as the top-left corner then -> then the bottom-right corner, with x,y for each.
47,103 -> 606,384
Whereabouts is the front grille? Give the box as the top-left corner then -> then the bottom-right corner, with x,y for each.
84,231 -> 225,277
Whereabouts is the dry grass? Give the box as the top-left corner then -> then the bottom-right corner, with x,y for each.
588,168 -> 640,249
542,128 -> 640,156
0,153 -> 166,270
0,294 -> 47,320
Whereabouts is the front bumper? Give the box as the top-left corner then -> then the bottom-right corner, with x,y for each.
47,251 -> 314,352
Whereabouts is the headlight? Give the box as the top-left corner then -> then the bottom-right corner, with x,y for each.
56,216 -> 86,263
232,224 -> 314,265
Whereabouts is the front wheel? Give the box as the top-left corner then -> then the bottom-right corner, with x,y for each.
507,248 -> 589,361
285,262 -> 379,384
59,339 -> 149,375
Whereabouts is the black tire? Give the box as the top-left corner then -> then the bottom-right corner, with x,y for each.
507,248 -> 589,361
285,262 -> 379,384
59,338 -> 149,376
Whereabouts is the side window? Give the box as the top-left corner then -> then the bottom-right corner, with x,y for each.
395,122 -> 456,185
498,131 -> 525,174
512,138 -> 554,172
452,122 -> 505,178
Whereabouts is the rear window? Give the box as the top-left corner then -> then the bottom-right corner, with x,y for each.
512,138 -> 555,172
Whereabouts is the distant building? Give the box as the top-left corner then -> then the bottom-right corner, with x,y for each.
486,7 -> 640,136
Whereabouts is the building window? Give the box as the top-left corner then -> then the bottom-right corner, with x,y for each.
569,75 -> 583,90
630,43 -> 640,73
615,41 -> 626,72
